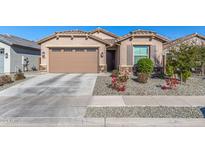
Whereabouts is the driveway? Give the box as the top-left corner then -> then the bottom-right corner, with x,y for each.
0,73 -> 99,126
0,73 -> 97,96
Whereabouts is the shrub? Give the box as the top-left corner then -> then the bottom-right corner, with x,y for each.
118,70 -> 129,82
111,69 -> 119,77
31,66 -> 37,71
111,70 -> 129,92
181,70 -> 191,82
137,73 -> 149,83
14,72 -> 26,81
166,65 -> 174,77
137,58 -> 154,83
0,75 -> 13,86
137,58 -> 154,74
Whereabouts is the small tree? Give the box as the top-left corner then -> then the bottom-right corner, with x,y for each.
166,43 -> 198,83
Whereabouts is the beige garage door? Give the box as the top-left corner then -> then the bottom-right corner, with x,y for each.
49,48 -> 98,73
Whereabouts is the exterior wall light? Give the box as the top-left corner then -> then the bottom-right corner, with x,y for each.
42,51 -> 45,58
5,53 -> 8,59
100,52 -> 104,58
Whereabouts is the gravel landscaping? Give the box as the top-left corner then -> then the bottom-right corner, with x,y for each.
93,75 -> 205,95
85,106 -> 205,118
0,77 -> 31,92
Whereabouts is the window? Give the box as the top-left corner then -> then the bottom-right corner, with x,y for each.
64,48 -> 73,52
75,48 -> 85,52
86,48 -> 97,52
51,48 -> 61,52
133,46 -> 149,64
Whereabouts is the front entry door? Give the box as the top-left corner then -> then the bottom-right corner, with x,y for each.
106,50 -> 115,72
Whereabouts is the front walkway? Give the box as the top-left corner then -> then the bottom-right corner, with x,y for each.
89,96 -> 205,107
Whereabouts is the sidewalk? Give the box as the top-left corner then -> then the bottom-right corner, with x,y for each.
88,96 -> 205,107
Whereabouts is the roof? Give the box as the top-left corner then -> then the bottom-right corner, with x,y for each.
163,33 -> 205,49
56,30 -> 88,35
116,29 -> 170,43
90,28 -> 119,38
103,39 -> 116,44
0,34 -> 40,50
38,30 -> 111,45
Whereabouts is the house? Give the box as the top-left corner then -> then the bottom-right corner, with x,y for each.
0,34 -> 40,73
163,33 -> 205,52
38,28 -> 170,73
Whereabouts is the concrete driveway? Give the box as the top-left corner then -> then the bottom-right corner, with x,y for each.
0,73 -> 97,96
0,73 -> 100,126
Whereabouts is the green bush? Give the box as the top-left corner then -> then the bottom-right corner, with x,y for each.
166,65 -> 174,77
181,70 -> 191,82
137,58 -> 154,75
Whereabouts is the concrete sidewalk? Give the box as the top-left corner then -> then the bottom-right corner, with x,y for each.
0,95 -> 205,127
1,117 -> 205,127
89,96 -> 205,107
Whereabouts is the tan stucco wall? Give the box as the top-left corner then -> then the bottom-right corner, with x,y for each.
119,37 -> 164,67
40,36 -> 107,72
92,32 -> 116,39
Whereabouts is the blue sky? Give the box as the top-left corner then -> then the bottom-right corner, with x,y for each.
0,26 -> 205,41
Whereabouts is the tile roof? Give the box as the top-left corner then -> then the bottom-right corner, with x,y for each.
38,30 -> 111,45
56,30 -> 88,35
90,28 -> 119,38
116,29 -> 170,43
0,34 -> 40,50
163,33 -> 205,49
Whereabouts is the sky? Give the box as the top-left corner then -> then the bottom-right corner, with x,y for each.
0,26 -> 205,41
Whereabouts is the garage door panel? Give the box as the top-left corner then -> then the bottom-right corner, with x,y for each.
49,49 -> 98,73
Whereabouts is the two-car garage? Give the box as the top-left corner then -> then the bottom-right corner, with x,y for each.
48,47 -> 99,73
38,30 -> 110,73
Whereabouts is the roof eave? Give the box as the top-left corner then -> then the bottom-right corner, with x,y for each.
116,34 -> 169,43
37,33 -> 111,46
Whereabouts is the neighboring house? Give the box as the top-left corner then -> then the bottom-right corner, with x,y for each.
0,34 -> 40,73
38,28 -> 169,73
163,33 -> 205,52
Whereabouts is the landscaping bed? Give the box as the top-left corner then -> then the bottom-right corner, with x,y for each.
0,73 -> 29,92
93,75 -> 205,96
85,106 -> 205,118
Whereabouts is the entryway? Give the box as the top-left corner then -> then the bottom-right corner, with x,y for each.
106,50 -> 116,72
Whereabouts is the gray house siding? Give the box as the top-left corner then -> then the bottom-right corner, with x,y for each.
10,46 -> 40,72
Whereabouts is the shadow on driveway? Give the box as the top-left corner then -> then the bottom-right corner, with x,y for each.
36,74 -> 67,86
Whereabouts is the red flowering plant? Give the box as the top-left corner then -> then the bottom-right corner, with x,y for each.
111,70 -> 129,92
161,65 -> 180,90
161,75 -> 180,90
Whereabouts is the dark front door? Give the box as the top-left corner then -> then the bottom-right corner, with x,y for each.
106,50 -> 115,72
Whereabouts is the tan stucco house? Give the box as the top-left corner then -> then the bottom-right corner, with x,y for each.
38,28 -> 171,73
163,33 -> 205,52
